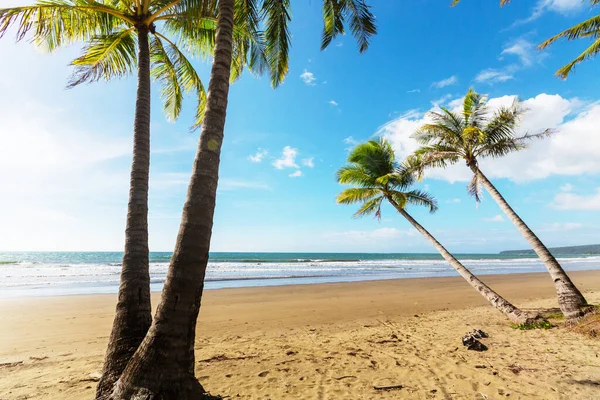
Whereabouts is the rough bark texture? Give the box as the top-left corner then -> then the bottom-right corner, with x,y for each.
471,165 -> 588,320
108,1 -> 235,398
96,27 -> 153,400
390,199 -> 536,325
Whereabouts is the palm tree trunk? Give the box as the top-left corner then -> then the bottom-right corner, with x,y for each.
388,198 -> 536,325
471,165 -> 587,320
108,1 -> 235,398
96,27 -> 152,400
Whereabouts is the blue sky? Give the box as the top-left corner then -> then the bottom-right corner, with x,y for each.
1,0 -> 599,253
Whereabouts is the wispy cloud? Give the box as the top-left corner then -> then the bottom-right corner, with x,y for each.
248,148 -> 268,163
407,89 -> 420,94
508,0 -> 585,29
474,68 -> 515,84
343,136 -> 359,146
431,94 -> 453,107
550,188 -> 600,210
300,69 -> 317,86
329,100 -> 338,106
483,215 -> 505,223
445,198 -> 462,204
302,157 -> 315,168
273,146 -> 299,169
289,170 -> 302,178
219,179 -> 271,191
560,183 -> 574,192
431,75 -> 458,89
539,222 -> 583,231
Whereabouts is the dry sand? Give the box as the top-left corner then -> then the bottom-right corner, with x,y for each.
1,270 -> 600,399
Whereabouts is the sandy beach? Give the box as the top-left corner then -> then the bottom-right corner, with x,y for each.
1,270 -> 600,399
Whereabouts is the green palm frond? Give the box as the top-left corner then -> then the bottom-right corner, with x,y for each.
467,172 -> 482,203
484,100 -> 520,143
341,0 -> 376,53
151,34 -> 183,122
474,138 -> 523,159
463,88 -> 488,127
539,13 -> 600,78
68,27 -> 137,87
321,0 -> 376,52
556,39 -> 600,78
336,165 -> 377,187
321,0 -> 345,50
153,32 -> 207,128
336,188 -> 381,205
0,1 -> 129,51
231,0 -> 267,79
262,0 -> 291,87
403,189 -> 438,213
353,195 -> 384,219
347,139 -> 396,177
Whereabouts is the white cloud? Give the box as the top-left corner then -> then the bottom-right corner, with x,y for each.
324,227 -> 416,243
507,0 -> 584,29
431,75 -> 458,89
539,222 -> 583,231
474,68 -> 515,84
343,136 -> 359,145
560,183 -> 574,192
248,148 -> 268,163
336,42 -> 344,47
302,157 -> 315,168
300,69 -> 316,86
501,38 -> 537,67
550,188 -> 600,210
407,89 -> 420,93
273,146 -> 299,169
289,170 -> 303,178
446,198 -> 462,204
431,94 -> 453,107
219,179 -> 271,191
484,215 -> 505,223
381,93 -> 600,183
329,100 -> 338,106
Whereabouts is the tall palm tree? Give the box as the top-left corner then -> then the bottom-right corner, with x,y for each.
0,0 -> 263,396
538,0 -> 600,78
336,138 -> 536,325
410,89 -> 588,320
105,0 -> 377,398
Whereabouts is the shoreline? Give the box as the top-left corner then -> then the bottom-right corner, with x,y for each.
3,264 -> 600,299
2,270 -> 600,399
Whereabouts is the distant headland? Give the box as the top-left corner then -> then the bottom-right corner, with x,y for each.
501,244 -> 600,256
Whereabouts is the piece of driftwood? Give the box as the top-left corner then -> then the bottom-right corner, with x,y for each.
373,384 -> 403,391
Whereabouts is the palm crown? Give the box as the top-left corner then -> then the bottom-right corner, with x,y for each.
411,89 -> 552,201
0,0 -> 286,127
336,138 -> 438,219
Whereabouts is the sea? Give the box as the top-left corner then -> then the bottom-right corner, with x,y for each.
1,251 -> 599,298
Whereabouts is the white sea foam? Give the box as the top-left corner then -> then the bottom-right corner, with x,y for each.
0,254 -> 599,297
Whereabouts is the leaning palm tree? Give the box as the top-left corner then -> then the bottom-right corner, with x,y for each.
410,89 -> 588,320
336,138 -> 536,325
0,0 -> 266,397
105,1 -> 377,398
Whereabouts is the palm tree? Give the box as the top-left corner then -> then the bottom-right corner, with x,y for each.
336,138 -> 536,325
0,0 -> 264,396
337,139 -> 536,324
538,1 -> 600,78
105,0 -> 377,398
410,89 -> 588,320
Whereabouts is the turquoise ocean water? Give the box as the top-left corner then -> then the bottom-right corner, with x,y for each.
0,251 -> 598,298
